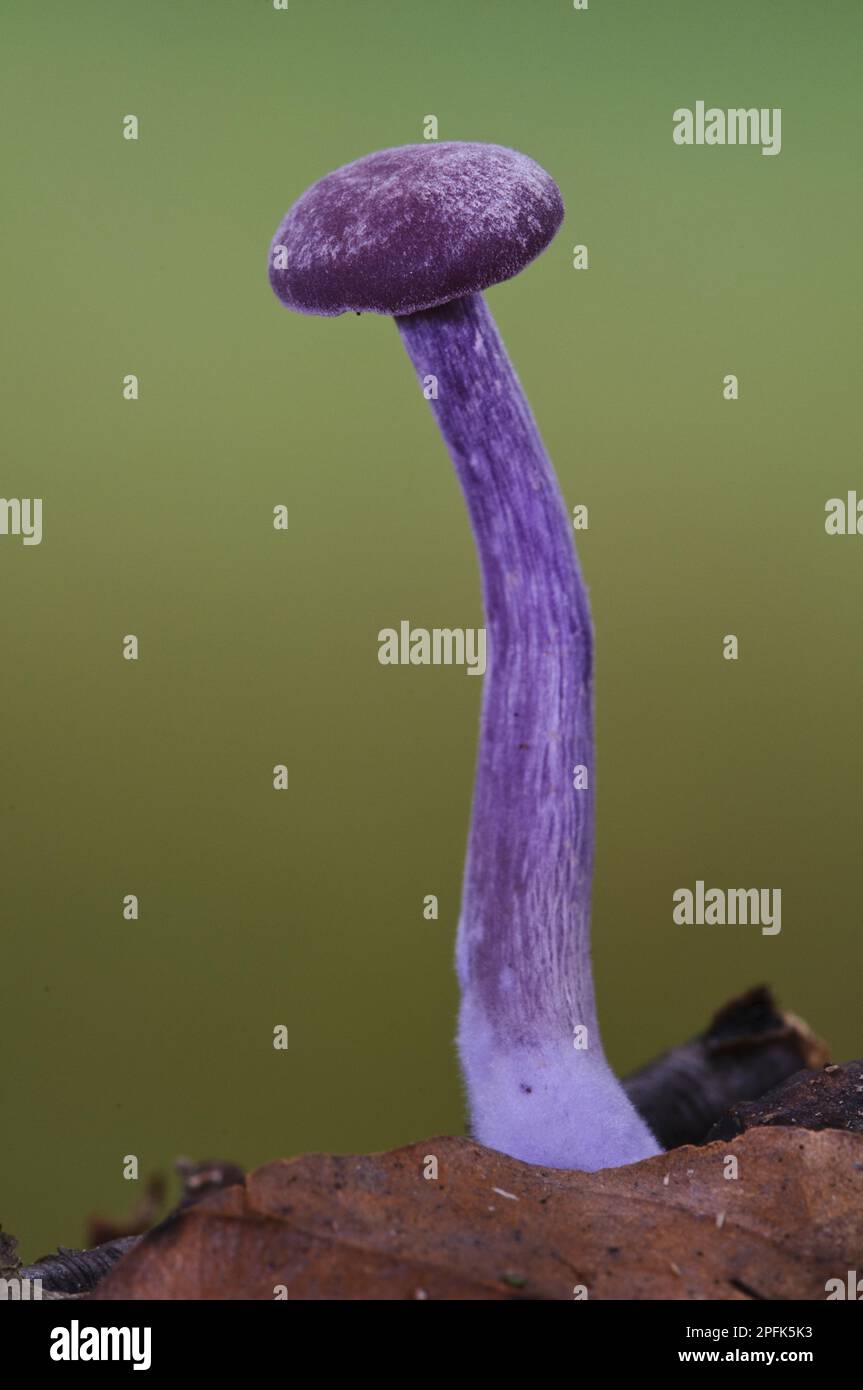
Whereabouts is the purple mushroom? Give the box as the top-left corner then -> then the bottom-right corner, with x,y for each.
269,142 -> 659,1170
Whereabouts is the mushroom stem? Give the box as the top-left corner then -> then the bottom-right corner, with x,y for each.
397,292 -> 659,1170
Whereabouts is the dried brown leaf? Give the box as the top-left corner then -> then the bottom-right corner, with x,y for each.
95,1127 -> 863,1301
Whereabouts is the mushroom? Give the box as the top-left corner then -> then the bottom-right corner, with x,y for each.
268,142 -> 659,1170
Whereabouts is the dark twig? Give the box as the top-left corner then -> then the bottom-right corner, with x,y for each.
20,1238 -> 139,1297
623,985 -> 828,1149
706,1057 -> 863,1141
19,1158 -> 245,1297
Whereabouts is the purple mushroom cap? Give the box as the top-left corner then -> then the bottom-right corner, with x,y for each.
268,141 -> 564,317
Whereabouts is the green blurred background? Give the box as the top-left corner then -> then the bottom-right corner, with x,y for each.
2,0 -> 860,1259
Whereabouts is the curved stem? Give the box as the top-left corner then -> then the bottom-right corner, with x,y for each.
397,293 -> 658,1169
